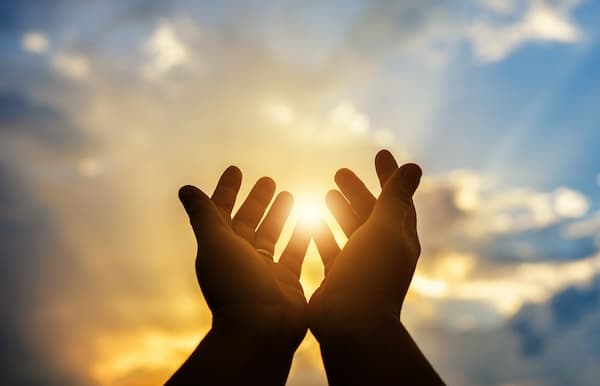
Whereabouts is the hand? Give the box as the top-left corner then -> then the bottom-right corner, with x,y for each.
308,151 -> 443,385
309,150 -> 422,341
179,166 -> 310,349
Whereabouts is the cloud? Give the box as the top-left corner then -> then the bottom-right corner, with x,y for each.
345,0 -> 584,63
260,98 -> 403,149
21,31 -> 50,54
479,0 -> 518,15
0,90 -> 87,149
408,172 -> 597,321
480,187 -> 589,233
553,187 -> 589,218
411,275 -> 600,386
417,170 -> 590,244
564,210 -> 600,239
51,52 -> 90,80
77,156 -> 105,177
0,162 -> 88,386
142,23 -> 189,80
411,251 -> 600,317
470,0 -> 583,61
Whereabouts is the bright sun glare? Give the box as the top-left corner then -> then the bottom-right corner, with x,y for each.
293,196 -> 326,227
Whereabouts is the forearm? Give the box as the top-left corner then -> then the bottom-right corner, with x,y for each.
166,328 -> 295,386
318,319 -> 444,386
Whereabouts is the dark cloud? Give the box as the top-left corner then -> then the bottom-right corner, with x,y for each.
549,281 -> 599,328
0,91 -> 98,384
0,90 -> 94,156
0,91 -> 57,126
419,276 -> 600,386
0,162 -> 86,386
481,224 -> 597,263
345,0 -> 461,53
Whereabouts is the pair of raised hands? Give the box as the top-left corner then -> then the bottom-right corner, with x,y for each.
167,150 -> 444,386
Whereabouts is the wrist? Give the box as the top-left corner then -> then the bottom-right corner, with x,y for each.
168,328 -> 296,386
313,312 -> 401,350
208,324 -> 298,361
309,292 -> 400,347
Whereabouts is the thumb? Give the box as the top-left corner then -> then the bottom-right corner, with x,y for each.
179,185 -> 226,243
375,163 -> 422,219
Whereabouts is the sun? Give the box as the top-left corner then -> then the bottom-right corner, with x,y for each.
293,196 -> 327,227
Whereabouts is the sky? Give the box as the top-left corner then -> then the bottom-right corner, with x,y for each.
1,0 -> 600,385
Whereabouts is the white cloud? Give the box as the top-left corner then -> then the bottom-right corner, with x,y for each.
327,101 -> 370,135
413,252 -> 600,315
260,98 -> 402,150
142,23 -> 189,80
313,100 -> 402,148
420,170 -> 589,236
450,170 -> 484,212
553,187 -> 589,218
470,186 -> 587,234
21,31 -> 50,54
51,52 -> 90,80
470,0 -> 582,61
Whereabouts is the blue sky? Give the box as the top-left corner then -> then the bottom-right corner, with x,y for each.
1,1 -> 599,385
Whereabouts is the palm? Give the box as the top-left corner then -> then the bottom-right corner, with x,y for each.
309,151 -> 422,335
179,166 -> 310,350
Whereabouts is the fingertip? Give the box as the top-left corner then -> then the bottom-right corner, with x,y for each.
334,168 -> 352,184
375,149 -> 394,163
325,189 -> 339,205
401,163 -> 422,177
400,163 -> 422,193
257,176 -> 276,191
278,190 -> 294,203
220,165 -> 243,190
225,165 -> 242,179
275,190 -> 294,212
178,185 -> 199,207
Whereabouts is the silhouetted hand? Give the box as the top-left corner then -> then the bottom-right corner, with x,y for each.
310,150 -> 420,335
168,166 -> 310,386
309,150 -> 444,385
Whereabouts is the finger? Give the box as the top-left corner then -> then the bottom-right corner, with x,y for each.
278,222 -> 311,278
254,191 -> 294,256
179,185 -> 227,243
232,176 -> 276,241
375,149 -> 399,188
211,166 -> 242,217
335,168 -> 376,221
376,163 -> 422,220
325,189 -> 360,236
404,204 -> 421,257
313,220 -> 340,274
